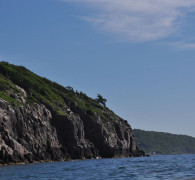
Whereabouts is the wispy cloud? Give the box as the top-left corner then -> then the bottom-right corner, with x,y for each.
164,41 -> 195,50
60,0 -> 195,42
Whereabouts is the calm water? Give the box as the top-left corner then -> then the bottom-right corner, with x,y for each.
0,154 -> 195,180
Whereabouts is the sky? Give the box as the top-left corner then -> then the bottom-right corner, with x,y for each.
0,0 -> 195,137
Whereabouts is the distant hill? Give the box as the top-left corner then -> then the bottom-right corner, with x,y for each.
134,129 -> 195,155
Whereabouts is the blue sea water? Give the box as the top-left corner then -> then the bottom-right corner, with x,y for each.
0,154 -> 194,180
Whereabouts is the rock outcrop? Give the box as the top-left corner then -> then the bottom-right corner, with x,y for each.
0,62 -> 145,164
0,98 -> 64,164
0,96 -> 144,164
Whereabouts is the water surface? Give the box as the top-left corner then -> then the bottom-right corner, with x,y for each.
0,154 -> 194,179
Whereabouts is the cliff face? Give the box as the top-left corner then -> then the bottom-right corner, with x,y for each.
0,98 -> 64,163
0,62 -> 145,164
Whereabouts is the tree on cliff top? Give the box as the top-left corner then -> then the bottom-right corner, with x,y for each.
95,94 -> 107,107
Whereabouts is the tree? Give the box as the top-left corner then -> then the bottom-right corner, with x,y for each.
66,86 -> 74,91
95,94 -> 107,107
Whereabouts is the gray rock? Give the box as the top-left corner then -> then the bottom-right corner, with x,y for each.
0,98 -> 64,164
0,98 -> 145,164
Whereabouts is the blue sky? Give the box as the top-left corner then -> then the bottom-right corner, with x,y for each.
1,0 -> 195,137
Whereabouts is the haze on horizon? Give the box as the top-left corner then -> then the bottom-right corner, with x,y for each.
0,0 -> 195,137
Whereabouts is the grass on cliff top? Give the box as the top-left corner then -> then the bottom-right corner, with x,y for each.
0,61 -> 116,121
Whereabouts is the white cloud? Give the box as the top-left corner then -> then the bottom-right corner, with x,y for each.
60,0 -> 195,42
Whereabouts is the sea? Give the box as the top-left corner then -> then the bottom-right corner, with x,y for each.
0,154 -> 194,180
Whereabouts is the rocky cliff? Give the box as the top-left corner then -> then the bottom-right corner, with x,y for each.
0,62 -> 145,164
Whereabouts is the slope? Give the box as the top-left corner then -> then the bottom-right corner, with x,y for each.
134,129 -> 195,154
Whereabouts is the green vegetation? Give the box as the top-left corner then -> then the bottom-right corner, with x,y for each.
0,61 -> 115,121
95,94 -> 107,107
134,129 -> 195,154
